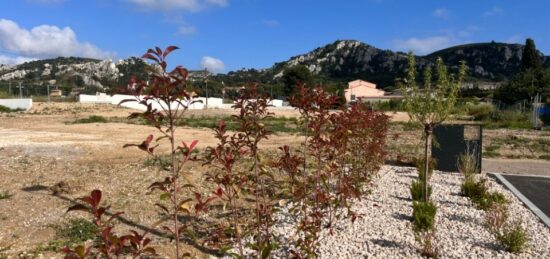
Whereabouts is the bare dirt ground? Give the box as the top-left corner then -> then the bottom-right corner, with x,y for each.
0,102 -> 548,258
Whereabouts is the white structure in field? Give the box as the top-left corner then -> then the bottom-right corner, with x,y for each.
0,99 -> 33,110
79,93 -> 285,110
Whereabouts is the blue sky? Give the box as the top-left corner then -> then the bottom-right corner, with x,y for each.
0,0 -> 548,72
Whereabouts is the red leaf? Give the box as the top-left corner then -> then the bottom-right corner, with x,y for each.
91,190 -> 102,206
141,53 -> 159,63
163,46 -> 179,59
213,187 -> 223,197
189,140 -> 198,151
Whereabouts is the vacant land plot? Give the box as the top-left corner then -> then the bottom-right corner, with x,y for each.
0,102 -> 548,258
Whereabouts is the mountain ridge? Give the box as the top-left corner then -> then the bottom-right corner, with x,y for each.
1,40 -> 549,92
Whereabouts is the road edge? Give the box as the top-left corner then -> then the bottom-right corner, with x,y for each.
489,172 -> 550,229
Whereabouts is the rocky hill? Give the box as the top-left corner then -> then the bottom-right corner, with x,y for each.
0,56 -> 148,92
1,40 -> 548,94
260,40 -> 549,88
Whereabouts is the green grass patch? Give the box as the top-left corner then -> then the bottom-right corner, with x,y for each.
0,191 -> 13,200
35,218 -> 99,253
0,105 -> 24,113
175,115 -> 301,133
483,111 -> 531,129
72,115 -> 108,124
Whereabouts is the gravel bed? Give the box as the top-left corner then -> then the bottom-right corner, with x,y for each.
242,166 -> 550,258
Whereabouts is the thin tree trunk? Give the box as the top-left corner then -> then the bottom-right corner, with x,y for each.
423,125 -> 432,202
168,106 -> 180,259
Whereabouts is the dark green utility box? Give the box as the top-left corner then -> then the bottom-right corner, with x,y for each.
432,124 -> 482,172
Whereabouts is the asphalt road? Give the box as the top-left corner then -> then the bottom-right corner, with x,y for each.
502,174 -> 550,218
483,158 -> 550,177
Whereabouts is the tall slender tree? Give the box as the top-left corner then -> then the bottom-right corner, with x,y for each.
521,38 -> 542,72
400,51 -> 466,201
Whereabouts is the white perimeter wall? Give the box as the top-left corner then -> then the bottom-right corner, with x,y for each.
0,99 -> 33,110
79,93 -> 285,110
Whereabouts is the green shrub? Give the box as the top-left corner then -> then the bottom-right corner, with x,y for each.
410,180 -> 432,202
475,191 -> 508,211
497,222 -> 527,253
412,201 -> 437,232
467,103 -> 495,121
73,115 -> 108,124
461,178 -> 487,200
0,105 -> 24,113
485,110 -> 531,129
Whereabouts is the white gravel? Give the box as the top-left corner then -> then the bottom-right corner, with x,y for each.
257,166 -> 550,258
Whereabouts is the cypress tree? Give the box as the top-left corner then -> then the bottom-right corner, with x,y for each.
521,38 -> 542,72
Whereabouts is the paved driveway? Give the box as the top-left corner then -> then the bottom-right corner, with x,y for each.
501,174 -> 550,219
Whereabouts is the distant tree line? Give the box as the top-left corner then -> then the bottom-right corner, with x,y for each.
494,38 -> 550,105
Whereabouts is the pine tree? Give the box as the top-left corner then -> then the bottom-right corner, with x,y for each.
521,38 -> 542,72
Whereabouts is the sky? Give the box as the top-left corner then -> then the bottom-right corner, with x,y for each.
0,0 -> 549,72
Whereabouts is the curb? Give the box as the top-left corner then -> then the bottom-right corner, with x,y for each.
489,172 -> 550,229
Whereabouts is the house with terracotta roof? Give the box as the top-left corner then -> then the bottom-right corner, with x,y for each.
344,79 -> 386,102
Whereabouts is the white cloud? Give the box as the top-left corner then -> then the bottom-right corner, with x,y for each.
393,26 -> 481,54
433,8 -> 450,19
393,36 -> 453,54
261,19 -> 280,27
483,6 -> 504,17
0,19 -> 114,59
126,0 -> 227,11
0,55 -> 36,66
177,24 -> 196,35
205,0 -> 227,7
201,56 -> 225,73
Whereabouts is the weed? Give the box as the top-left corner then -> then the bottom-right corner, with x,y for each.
484,204 -> 509,234
496,221 -> 527,253
458,151 -> 479,183
415,230 -> 440,258
412,201 -> 437,232
475,191 -> 508,211
57,218 -> 99,243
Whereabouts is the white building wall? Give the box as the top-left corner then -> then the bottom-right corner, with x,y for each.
79,94 -> 285,110
0,99 -> 33,110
